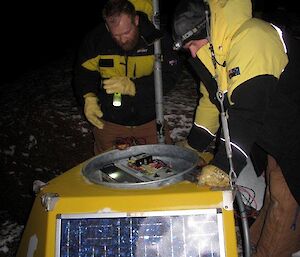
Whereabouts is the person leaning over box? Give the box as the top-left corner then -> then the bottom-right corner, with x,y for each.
172,0 -> 300,256
73,0 -> 181,154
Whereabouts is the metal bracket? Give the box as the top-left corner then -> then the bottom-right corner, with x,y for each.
222,190 -> 234,210
33,180 -> 47,194
41,192 -> 59,211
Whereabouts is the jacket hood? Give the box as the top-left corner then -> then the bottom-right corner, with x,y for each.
207,0 -> 252,57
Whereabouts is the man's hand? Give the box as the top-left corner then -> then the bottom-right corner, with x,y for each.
103,76 -> 136,96
83,93 -> 104,129
175,140 -> 213,167
197,165 -> 230,187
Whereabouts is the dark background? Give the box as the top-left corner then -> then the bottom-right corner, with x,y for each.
2,1 -> 104,83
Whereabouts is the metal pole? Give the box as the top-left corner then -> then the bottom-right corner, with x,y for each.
152,0 -> 165,144
236,190 -> 251,257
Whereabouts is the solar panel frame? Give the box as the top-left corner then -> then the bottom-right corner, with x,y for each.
56,209 -> 226,257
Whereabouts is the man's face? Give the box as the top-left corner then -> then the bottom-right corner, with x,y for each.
106,14 -> 139,51
183,39 -> 209,58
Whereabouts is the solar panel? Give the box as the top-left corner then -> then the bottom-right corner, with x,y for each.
56,209 -> 225,257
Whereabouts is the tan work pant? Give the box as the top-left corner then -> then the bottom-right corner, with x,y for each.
250,155 -> 300,257
93,120 -> 172,155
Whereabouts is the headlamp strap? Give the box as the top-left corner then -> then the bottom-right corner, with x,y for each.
181,19 -> 207,42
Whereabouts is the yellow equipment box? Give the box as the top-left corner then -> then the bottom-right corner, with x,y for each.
17,145 -> 238,257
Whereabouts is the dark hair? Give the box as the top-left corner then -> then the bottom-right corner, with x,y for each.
102,0 -> 136,22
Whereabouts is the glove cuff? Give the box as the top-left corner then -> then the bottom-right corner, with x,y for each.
83,92 -> 97,99
84,94 -> 99,105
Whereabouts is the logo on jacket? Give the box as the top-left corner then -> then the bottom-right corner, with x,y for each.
137,48 -> 148,54
228,67 -> 240,79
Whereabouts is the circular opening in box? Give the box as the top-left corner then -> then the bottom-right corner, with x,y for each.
82,144 -> 199,189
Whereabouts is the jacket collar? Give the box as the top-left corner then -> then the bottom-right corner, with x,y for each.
137,11 -> 163,46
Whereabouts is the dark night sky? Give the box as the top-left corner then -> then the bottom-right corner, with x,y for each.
2,1 -> 103,82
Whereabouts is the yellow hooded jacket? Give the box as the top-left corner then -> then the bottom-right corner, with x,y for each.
194,0 -> 288,135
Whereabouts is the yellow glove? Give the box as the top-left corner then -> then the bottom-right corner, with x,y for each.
103,76 -> 136,96
175,140 -> 213,167
83,93 -> 104,129
197,165 -> 230,187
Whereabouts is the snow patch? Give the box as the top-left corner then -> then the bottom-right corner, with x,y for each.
0,220 -> 24,254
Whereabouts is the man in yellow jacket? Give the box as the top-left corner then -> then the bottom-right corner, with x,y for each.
172,0 -> 300,256
73,0 -> 180,153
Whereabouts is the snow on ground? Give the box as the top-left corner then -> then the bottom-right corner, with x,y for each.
0,218 -> 23,255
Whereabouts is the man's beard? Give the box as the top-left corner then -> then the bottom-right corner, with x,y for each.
117,31 -> 139,51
